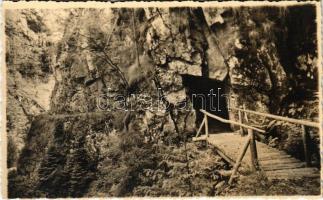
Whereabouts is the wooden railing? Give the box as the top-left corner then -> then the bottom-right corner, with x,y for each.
194,107 -> 319,185
230,107 -> 319,128
195,109 -> 261,184
230,107 -> 319,167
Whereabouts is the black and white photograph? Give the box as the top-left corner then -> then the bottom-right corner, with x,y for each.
3,1 -> 321,198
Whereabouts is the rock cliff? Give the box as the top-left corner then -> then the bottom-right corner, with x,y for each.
7,6 -> 319,197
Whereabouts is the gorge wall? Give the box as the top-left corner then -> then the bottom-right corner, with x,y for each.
6,9 -> 69,168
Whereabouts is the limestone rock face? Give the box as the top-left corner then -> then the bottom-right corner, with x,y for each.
203,8 -> 225,27
5,9 -> 62,167
144,8 -> 203,104
49,8 -> 201,136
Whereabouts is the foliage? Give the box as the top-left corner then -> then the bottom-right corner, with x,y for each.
7,135 -> 18,168
222,173 -> 320,196
131,143 -> 229,196
231,7 -> 319,162
88,131 -> 157,197
232,6 -> 317,113
232,8 -> 288,112
9,114 -> 112,198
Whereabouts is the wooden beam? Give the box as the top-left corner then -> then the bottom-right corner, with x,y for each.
200,109 -> 265,133
261,162 -> 306,171
259,154 -> 292,161
238,110 -> 243,135
248,129 -> 258,171
230,107 -> 319,128
195,117 -> 206,137
302,125 -> 311,167
243,104 -> 249,123
214,148 -> 235,166
205,114 -> 209,137
192,135 -> 207,141
228,134 -> 251,185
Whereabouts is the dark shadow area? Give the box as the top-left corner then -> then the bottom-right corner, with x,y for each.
182,75 -> 231,133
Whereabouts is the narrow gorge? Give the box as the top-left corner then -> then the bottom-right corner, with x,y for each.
6,5 -> 320,197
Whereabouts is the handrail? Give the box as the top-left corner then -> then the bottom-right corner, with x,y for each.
230,107 -> 319,128
200,109 -> 265,133
198,106 -> 317,182
195,116 -> 206,137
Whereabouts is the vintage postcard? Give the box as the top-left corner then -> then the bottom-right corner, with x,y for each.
1,1 -> 322,198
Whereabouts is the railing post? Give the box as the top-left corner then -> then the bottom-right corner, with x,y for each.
228,134 -> 251,185
238,110 -> 243,135
195,116 -> 206,138
243,104 -> 249,123
205,114 -> 209,137
302,125 -> 311,167
248,129 -> 258,171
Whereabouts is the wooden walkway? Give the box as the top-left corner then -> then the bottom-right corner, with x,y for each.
206,132 -> 320,180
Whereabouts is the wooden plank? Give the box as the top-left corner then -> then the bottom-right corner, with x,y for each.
261,160 -> 304,166
207,132 -> 319,182
192,136 -> 207,141
267,173 -> 320,180
258,152 -> 284,157
259,154 -> 298,160
260,156 -> 300,162
265,168 -> 319,176
261,162 -> 306,171
200,110 -> 265,133
257,149 -> 289,155
259,158 -> 300,165
230,107 -> 319,128
258,155 -> 292,161
257,150 -> 289,156
259,159 -> 300,166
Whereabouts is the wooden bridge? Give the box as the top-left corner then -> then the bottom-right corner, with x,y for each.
193,107 -> 320,184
